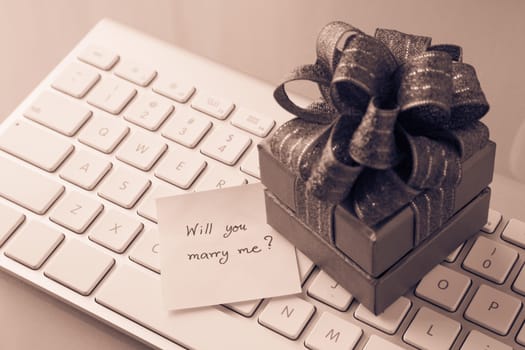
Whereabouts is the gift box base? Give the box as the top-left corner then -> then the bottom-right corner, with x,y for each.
265,188 -> 490,315
259,141 -> 495,277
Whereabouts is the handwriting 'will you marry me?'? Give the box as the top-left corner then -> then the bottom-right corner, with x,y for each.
157,183 -> 301,310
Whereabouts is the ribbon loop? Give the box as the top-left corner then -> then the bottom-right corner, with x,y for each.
273,63 -> 337,124
374,28 -> 432,65
330,34 -> 397,112
350,97 -> 400,169
397,51 -> 453,130
450,62 -> 490,128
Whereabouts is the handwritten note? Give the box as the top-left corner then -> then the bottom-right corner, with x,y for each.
157,183 -> 301,310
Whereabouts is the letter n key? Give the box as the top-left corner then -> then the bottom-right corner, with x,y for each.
258,296 -> 315,340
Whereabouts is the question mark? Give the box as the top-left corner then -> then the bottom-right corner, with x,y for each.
264,235 -> 273,249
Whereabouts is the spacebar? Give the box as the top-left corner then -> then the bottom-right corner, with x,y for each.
95,264 -> 294,350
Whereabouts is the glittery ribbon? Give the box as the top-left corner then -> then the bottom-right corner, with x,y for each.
270,21 -> 490,244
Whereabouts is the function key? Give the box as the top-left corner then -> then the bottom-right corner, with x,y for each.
230,108 -> 275,137
501,218 -> 525,248
481,209 -> 502,233
191,93 -> 234,120
52,62 -> 100,98
114,60 -> 157,87
78,45 -> 119,70
153,77 -> 195,103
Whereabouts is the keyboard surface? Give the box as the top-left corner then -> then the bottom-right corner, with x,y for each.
1,19 -> 524,350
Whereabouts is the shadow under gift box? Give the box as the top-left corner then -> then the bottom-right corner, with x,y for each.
258,141 -> 496,278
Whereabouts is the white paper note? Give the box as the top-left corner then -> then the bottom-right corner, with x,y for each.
157,183 -> 301,310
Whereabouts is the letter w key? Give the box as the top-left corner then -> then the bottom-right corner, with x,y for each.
116,131 -> 167,171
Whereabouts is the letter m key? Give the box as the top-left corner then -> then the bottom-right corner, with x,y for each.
325,329 -> 340,342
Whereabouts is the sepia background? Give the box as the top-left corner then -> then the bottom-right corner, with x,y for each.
0,0 -> 524,349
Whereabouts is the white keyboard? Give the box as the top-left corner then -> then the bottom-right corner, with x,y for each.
0,19 -> 524,350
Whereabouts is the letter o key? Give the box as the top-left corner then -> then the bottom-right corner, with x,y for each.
437,279 -> 449,290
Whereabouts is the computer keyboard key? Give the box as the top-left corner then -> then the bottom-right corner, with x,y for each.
78,45 -> 119,70
240,148 -> 261,179
501,218 -> 525,248
481,209 -> 502,233
52,62 -> 101,98
403,307 -> 461,350
96,264 -> 293,349
195,168 -> 247,191
200,127 -> 251,165
296,249 -> 315,284
354,297 -> 411,335
224,299 -> 263,318
363,335 -> 406,350
0,121 -> 74,172
114,60 -> 157,87
44,238 -> 114,296
78,113 -> 130,153
230,108 -> 275,137
304,311 -> 362,350
129,228 -> 160,273
155,149 -> 206,189
116,131 -> 167,171
87,76 -> 136,114
4,221 -> 64,269
512,264 -> 525,296
89,209 -> 143,253
415,264 -> 471,312
98,166 -> 151,209
0,156 -> 65,214
50,191 -> 104,234
460,330 -> 511,350
191,93 -> 235,120
137,183 -> 184,223
24,91 -> 92,136
464,284 -> 521,335
59,149 -> 112,190
123,92 -> 174,131
463,236 -> 518,284
161,111 -> 212,148
152,77 -> 195,103
444,243 -> 464,263
516,322 -> 525,346
307,270 -> 353,311
0,203 -> 25,247
259,295 -> 315,340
